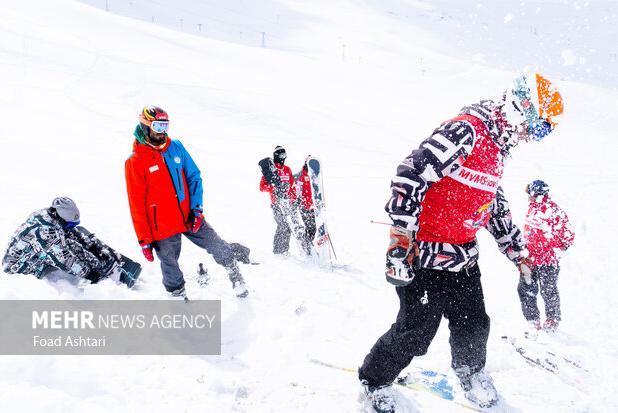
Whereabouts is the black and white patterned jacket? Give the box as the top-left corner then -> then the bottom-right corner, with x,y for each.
386,100 -> 527,272
2,209 -> 105,278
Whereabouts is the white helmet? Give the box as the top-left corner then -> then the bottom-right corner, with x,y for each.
501,72 -> 564,142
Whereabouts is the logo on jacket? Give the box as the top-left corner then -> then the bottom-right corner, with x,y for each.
149,165 -> 159,173
174,156 -> 181,164
451,166 -> 499,193
463,200 -> 493,229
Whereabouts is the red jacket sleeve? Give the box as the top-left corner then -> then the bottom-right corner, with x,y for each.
259,176 -> 273,193
125,156 -> 153,245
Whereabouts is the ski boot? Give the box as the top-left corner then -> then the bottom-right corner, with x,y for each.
543,318 -> 559,332
169,286 -> 188,302
457,368 -> 498,408
233,280 -> 249,298
524,319 -> 541,339
226,263 -> 248,298
361,380 -> 396,413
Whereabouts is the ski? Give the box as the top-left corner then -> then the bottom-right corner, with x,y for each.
501,335 -> 588,387
308,358 -> 483,412
306,156 -> 336,266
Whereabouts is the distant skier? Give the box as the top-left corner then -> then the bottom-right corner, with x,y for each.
125,105 -> 248,298
296,158 -> 317,254
518,180 -> 574,333
2,197 -> 132,285
358,73 -> 564,412
259,146 -> 300,255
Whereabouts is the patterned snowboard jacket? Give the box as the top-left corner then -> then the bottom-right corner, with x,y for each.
524,196 -> 574,266
385,100 -> 527,272
2,209 -> 105,278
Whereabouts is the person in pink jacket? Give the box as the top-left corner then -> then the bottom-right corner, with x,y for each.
519,180 -> 575,332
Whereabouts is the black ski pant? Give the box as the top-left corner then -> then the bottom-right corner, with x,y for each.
154,221 -> 238,292
517,265 -> 561,322
300,208 -> 316,253
271,204 -> 291,254
358,264 -> 490,387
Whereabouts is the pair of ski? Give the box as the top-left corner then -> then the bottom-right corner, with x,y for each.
501,335 -> 588,387
305,156 -> 337,267
309,358 -> 484,412
259,156 -> 336,266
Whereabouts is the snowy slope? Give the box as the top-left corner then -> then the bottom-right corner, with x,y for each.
1,0 -> 617,412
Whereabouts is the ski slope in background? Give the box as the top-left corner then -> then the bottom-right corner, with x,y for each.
0,0 -> 617,411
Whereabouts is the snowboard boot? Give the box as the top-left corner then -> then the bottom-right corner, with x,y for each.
457,369 -> 498,408
361,381 -> 396,413
543,318 -> 559,332
226,263 -> 248,298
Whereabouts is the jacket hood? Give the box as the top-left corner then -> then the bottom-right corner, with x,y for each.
460,100 -> 513,152
132,125 -> 170,151
133,124 -> 147,144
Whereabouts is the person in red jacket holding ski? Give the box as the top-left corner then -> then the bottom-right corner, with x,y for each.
358,73 -> 564,412
259,146 -> 299,255
518,180 -> 574,332
296,158 -> 316,254
125,106 -> 248,298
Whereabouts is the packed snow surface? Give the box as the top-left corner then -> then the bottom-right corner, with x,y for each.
1,0 -> 617,412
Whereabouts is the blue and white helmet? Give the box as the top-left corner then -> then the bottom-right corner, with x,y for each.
526,180 -> 549,197
501,72 -> 564,143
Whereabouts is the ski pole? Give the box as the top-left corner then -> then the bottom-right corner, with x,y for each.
370,220 -> 393,226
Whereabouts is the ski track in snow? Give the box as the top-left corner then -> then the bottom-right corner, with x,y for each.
1,0 -> 617,412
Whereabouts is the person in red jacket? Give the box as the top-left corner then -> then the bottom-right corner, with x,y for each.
518,180 -> 574,332
259,146 -> 298,255
358,73 -> 564,412
296,158 -> 316,253
125,106 -> 248,298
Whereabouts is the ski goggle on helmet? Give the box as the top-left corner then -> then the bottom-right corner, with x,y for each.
502,73 -> 564,141
139,105 -> 169,134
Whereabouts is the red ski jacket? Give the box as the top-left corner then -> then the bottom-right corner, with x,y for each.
125,135 -> 203,245
297,167 -> 314,211
259,163 -> 297,205
524,196 -> 574,266
416,114 -> 504,244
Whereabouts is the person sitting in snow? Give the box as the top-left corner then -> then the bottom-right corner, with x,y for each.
518,180 -> 575,333
2,197 -> 129,285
